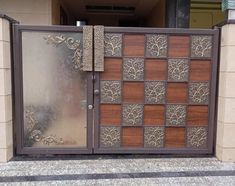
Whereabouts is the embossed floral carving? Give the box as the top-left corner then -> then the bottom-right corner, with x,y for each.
123,58 -> 144,81
191,35 -> 212,58
122,104 -> 143,126
168,59 -> 189,81
187,127 -> 207,148
144,127 -> 164,148
44,34 -> 83,70
100,81 -> 121,103
100,127 -> 120,148
166,105 -> 186,126
189,82 -> 209,104
104,33 -> 122,57
145,81 -> 165,104
146,34 -> 167,58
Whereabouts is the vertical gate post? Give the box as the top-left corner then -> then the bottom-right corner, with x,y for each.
0,15 -> 18,162
216,10 -> 235,161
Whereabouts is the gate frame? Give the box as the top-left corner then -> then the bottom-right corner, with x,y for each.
93,27 -> 220,154
13,24 -> 94,154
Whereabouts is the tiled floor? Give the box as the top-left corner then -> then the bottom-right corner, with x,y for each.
0,157 -> 235,185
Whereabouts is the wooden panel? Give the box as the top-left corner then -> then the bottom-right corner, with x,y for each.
123,82 -> 144,103
145,59 -> 167,80
165,128 -> 186,148
101,58 -> 122,80
187,106 -> 209,126
123,35 -> 145,56
122,127 -> 143,147
100,105 -> 121,125
167,83 -> 188,103
190,60 -> 211,81
168,36 -> 190,57
144,105 -> 165,125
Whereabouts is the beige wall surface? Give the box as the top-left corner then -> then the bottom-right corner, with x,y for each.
0,18 -> 13,162
0,0 -> 52,25
216,24 -> 235,162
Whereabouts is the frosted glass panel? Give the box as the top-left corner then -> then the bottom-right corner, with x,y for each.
22,31 -> 87,148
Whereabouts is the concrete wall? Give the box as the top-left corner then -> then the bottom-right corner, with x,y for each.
0,17 -> 13,162
216,23 -> 235,162
0,0 -> 52,25
0,0 -> 75,25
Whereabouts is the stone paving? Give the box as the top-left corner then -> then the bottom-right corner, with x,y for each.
0,156 -> 234,185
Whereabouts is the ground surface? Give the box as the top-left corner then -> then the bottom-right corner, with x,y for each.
0,156 -> 235,185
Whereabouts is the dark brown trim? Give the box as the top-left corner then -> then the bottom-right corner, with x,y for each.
215,20 -> 235,28
0,13 -> 19,23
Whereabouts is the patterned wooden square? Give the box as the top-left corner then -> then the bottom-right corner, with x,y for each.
167,83 -> 188,103
104,33 -> 122,57
168,59 -> 189,81
144,105 -> 165,125
146,34 -> 167,58
168,36 -> 190,57
101,81 -> 121,103
191,35 -> 212,58
145,81 -> 165,104
165,127 -> 186,148
145,59 -> 167,80
122,127 -> 143,147
122,104 -> 143,126
166,105 -> 186,126
144,127 -> 164,148
124,35 -> 145,56
187,127 -> 207,148
123,58 -> 144,81
123,82 -> 144,103
100,105 -> 121,125
100,126 -> 121,148
189,82 -> 209,104
190,60 -> 211,81
101,58 -> 122,80
187,106 -> 208,126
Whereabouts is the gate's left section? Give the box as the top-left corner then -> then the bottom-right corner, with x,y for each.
13,25 -> 93,154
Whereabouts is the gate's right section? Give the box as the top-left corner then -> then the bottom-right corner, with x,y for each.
94,27 -> 219,154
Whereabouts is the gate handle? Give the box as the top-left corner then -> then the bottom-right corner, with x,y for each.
94,89 -> 99,95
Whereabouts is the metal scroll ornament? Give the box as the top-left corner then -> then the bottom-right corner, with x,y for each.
24,105 -> 64,146
44,34 -> 83,70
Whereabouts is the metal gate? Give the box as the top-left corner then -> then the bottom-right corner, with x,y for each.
13,25 -> 219,155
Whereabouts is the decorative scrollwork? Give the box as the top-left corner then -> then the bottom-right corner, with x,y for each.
123,58 -> 144,81
145,81 -> 165,104
144,127 -> 164,148
122,104 -> 143,126
168,59 -> 189,81
100,81 -> 121,103
191,35 -> 212,58
189,82 -> 209,104
44,34 -> 83,70
104,33 -> 122,57
100,127 -> 120,148
166,105 -> 186,126
146,34 -> 167,58
24,105 -> 64,146
187,127 -> 207,148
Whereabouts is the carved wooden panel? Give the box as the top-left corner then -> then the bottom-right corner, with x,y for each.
96,28 -> 217,154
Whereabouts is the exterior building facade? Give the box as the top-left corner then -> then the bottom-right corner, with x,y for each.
0,0 -> 235,162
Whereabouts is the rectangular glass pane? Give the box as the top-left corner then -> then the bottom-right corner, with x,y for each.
22,31 -> 87,148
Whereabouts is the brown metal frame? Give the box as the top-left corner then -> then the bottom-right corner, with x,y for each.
93,27 -> 220,154
13,25 -> 94,154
